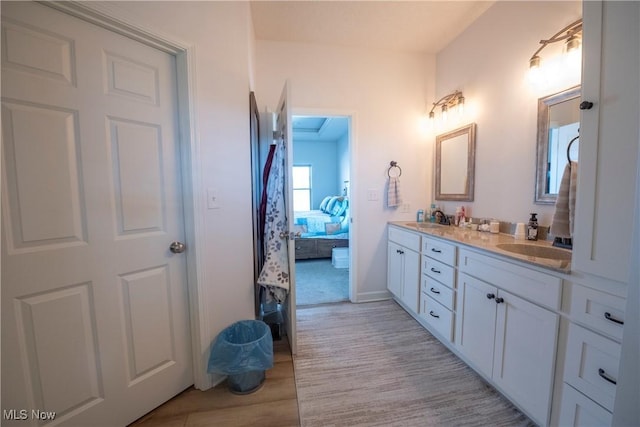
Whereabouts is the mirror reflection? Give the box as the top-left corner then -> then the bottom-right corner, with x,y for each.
436,123 -> 476,201
535,86 -> 580,204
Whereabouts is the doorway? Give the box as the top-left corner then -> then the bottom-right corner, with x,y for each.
290,115 -> 352,306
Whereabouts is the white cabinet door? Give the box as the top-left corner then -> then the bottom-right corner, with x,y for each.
455,273 -> 497,377
387,242 -> 403,299
493,290 -> 558,425
573,0 -> 640,282
401,248 -> 420,313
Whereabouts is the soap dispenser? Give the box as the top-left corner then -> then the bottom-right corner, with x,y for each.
527,213 -> 539,241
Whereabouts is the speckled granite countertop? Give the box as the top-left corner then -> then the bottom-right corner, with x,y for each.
389,221 -> 572,274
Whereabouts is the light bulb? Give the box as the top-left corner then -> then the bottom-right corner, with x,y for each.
441,104 -> 448,122
457,96 -> 465,115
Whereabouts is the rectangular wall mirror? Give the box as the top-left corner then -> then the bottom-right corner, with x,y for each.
535,86 -> 581,204
435,123 -> 476,201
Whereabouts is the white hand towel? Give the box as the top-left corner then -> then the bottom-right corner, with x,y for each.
387,176 -> 402,208
550,161 -> 578,238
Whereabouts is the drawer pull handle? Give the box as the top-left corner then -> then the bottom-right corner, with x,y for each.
598,368 -> 617,385
430,267 -> 441,274
495,297 -> 505,304
431,248 -> 442,253
429,311 -> 440,319
604,312 -> 624,325
430,287 -> 440,295
486,293 -> 495,300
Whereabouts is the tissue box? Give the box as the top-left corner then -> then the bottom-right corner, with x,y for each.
331,247 -> 349,269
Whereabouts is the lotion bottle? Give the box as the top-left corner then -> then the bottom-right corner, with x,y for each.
527,213 -> 539,241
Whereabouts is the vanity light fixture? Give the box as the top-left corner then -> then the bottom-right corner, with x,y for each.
529,19 -> 582,72
428,90 -> 465,122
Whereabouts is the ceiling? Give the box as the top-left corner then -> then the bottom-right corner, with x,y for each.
250,1 -> 495,54
292,116 -> 348,142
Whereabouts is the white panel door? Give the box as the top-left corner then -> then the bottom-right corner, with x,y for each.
454,273 -> 497,377
276,81 -> 297,355
492,290 -> 558,425
1,3 -> 192,426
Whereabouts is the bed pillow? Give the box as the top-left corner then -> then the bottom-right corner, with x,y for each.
319,196 -> 333,212
323,196 -> 340,214
331,198 -> 349,216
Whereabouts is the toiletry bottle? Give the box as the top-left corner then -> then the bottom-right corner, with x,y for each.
417,209 -> 424,223
527,213 -> 539,241
429,203 -> 436,223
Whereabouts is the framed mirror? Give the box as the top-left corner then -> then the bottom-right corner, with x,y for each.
535,86 -> 581,204
435,123 -> 476,201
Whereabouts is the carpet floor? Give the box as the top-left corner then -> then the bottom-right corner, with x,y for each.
295,259 -> 349,306
294,300 -> 535,427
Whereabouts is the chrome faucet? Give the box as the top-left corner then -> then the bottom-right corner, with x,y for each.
432,210 -> 450,225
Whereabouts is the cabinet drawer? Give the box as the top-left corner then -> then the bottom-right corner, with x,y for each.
422,237 -> 456,265
294,239 -> 316,259
421,275 -> 454,310
317,239 -> 348,258
458,248 -> 562,309
558,384 -> 612,427
420,294 -> 453,341
388,226 -> 421,252
570,284 -> 625,341
564,323 -> 621,412
423,256 -> 455,287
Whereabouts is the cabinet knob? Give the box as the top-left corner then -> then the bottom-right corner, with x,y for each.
579,101 -> 594,110
495,297 -> 505,304
486,293 -> 495,300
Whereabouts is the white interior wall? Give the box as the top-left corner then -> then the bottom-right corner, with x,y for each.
105,1 -> 256,385
256,41 -> 434,301
434,1 -> 581,226
293,140 -> 339,208
337,132 -> 350,196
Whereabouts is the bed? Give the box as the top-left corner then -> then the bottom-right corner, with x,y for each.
292,196 -> 349,260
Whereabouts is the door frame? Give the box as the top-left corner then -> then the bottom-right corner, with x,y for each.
292,107 -> 358,303
41,2 -> 211,389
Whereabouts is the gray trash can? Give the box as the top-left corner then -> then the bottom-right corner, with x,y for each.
207,320 -> 273,394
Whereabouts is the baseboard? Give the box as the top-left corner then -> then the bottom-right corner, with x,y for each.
353,290 -> 392,303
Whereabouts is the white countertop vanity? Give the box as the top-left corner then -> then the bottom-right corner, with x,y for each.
386,221 -> 626,426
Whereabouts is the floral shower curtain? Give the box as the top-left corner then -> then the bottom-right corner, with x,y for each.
257,140 -> 290,303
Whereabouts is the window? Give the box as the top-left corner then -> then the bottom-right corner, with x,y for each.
292,165 -> 311,211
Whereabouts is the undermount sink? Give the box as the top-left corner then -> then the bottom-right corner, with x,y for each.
404,222 -> 445,229
495,243 -> 571,261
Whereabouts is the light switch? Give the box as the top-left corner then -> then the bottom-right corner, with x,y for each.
367,189 -> 379,201
207,188 -> 220,209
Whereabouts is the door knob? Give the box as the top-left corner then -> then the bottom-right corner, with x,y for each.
579,101 -> 594,110
169,241 -> 186,254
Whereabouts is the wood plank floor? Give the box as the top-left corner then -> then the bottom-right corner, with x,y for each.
129,339 -> 299,427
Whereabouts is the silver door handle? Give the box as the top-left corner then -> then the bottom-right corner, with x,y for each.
169,241 -> 186,253
279,231 -> 301,240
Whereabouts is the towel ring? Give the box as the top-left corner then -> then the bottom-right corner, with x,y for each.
388,161 -> 402,177
567,133 -> 579,170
